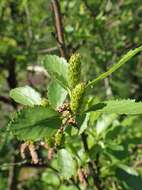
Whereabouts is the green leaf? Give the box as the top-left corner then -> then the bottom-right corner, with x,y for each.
86,45 -> 142,88
8,106 -> 61,141
118,164 -> 138,176
79,113 -> 90,135
42,169 -> 60,186
96,114 -> 117,135
59,185 -> 78,190
85,102 -> 106,113
48,80 -> 67,109
57,149 -> 75,179
10,86 -> 41,106
102,99 -> 142,115
117,168 -> 142,190
42,55 -> 68,89
87,99 -> 142,115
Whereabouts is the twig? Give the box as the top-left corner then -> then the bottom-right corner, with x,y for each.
6,55 -> 17,190
7,57 -> 17,108
93,154 -> 103,190
51,0 -> 67,58
24,2 -> 33,45
81,133 -> 102,190
81,133 -> 89,152
0,160 -> 58,173
7,156 -> 17,190
38,46 -> 58,54
0,160 -> 27,168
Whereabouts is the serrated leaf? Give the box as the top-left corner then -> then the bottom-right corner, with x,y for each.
8,106 -> 61,141
42,55 -> 68,89
10,86 -> 41,106
87,99 -> 142,115
101,100 -> 142,115
48,80 -> 68,109
86,45 -> 142,88
57,149 -> 75,179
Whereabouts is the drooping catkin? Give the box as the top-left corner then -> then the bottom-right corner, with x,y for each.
77,168 -> 87,188
70,82 -> 85,114
68,53 -> 81,89
20,142 -> 28,159
28,143 -> 39,164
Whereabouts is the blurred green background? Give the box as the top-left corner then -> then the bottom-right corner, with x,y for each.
1,0 -> 142,189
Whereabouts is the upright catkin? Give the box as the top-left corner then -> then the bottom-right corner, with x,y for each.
70,82 -> 85,114
68,53 -> 81,89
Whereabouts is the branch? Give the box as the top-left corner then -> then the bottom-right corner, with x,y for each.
0,96 -> 11,105
51,0 -> 67,58
38,46 -> 58,54
8,156 -> 17,190
25,3 -> 33,45
81,133 -> 102,190
1,161 -> 58,172
7,57 -> 17,108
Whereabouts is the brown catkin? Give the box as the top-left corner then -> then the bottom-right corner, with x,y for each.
77,168 -> 87,188
28,143 -> 39,164
20,142 -> 28,159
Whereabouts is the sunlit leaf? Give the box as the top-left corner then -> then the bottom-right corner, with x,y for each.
42,55 -> 69,89
87,99 -> 142,115
48,80 -> 67,109
57,149 -> 75,179
10,86 -> 41,106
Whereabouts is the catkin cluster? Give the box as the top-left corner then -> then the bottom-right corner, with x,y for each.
68,53 -> 85,114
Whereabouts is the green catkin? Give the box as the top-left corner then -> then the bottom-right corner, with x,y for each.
70,82 -> 85,114
55,130 -> 65,147
68,53 -> 81,89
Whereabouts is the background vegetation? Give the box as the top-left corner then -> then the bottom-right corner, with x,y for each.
1,0 -> 142,190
